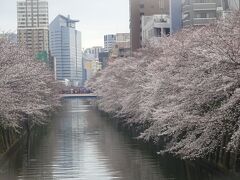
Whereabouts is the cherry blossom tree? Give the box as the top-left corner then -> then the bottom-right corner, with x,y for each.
0,39 -> 61,130
88,11 -> 240,162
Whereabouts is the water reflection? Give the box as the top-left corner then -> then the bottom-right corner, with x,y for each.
0,99 -> 239,180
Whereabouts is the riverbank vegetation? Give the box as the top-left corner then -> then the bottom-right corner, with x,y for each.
0,39 -> 61,155
87,11 -> 240,169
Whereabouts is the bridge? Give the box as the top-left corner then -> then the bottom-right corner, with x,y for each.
60,93 -> 97,98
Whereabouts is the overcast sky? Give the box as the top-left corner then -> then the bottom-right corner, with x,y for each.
0,0 -> 129,48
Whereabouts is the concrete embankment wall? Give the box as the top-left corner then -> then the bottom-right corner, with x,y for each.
0,124 -> 29,162
99,111 -> 240,174
0,111 -> 57,162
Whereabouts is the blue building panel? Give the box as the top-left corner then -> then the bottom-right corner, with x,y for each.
170,0 -> 182,34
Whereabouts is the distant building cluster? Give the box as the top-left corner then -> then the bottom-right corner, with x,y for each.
15,0 -> 84,86
82,32 -> 131,83
4,0 -> 238,87
14,0 -> 131,86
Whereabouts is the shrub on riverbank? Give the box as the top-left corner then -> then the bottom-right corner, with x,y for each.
87,11 -> 240,163
0,39 -> 61,131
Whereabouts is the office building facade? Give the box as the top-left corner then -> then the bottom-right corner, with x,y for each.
182,0 -> 224,27
49,15 -> 83,86
181,0 -> 240,27
17,0 -> 49,60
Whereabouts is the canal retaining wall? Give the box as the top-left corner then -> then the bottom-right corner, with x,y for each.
0,121 -> 31,162
98,110 -> 240,174
0,111 -> 57,162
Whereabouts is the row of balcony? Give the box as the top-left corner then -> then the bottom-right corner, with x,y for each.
183,17 -> 216,26
183,3 -> 218,12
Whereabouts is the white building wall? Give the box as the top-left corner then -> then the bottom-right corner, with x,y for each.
142,15 -> 170,45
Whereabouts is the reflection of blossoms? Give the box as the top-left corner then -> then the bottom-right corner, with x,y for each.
0,39 -> 61,129
88,11 -> 240,160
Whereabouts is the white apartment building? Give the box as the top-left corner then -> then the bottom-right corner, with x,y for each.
17,0 -> 49,59
142,14 -> 170,45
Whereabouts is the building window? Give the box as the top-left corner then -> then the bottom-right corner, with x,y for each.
155,28 -> 161,37
164,28 -> 170,35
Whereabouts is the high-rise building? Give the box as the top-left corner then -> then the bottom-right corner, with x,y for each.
17,0 -> 49,60
129,0 -> 169,52
104,34 -> 116,52
49,15 -> 83,86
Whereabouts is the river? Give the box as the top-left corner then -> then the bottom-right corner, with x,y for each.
0,98 -> 239,180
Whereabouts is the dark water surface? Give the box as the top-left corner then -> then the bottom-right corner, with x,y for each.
0,99 -> 239,180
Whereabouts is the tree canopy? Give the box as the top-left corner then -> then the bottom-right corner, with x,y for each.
0,39 -> 60,130
87,11 -> 240,159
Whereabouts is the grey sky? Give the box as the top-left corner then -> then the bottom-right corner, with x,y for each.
0,0 -> 129,48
